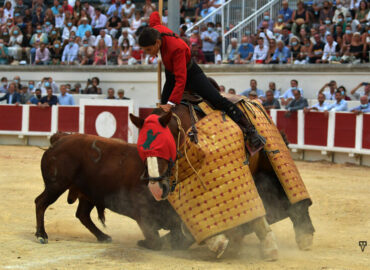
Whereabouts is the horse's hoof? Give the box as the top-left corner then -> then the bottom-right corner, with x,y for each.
296,233 -> 313,251
37,237 -> 48,244
137,239 -> 162,250
98,235 -> 112,243
205,234 -> 230,259
260,232 -> 279,261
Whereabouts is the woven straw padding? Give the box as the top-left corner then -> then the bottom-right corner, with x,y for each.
238,100 -> 311,204
168,109 -> 266,243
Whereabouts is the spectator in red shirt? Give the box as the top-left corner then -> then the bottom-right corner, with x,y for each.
62,0 -> 73,14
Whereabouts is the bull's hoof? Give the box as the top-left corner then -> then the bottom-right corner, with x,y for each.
296,233 -> 313,251
37,237 -> 48,244
260,232 -> 279,261
205,234 -> 230,259
137,239 -> 162,250
98,235 -> 112,243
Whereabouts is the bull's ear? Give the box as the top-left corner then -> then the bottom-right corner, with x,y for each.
158,111 -> 172,127
130,113 -> 144,129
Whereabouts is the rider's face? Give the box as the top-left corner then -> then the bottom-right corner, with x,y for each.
142,40 -> 161,57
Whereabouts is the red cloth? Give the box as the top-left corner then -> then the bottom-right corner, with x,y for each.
137,114 -> 177,162
149,12 -> 191,105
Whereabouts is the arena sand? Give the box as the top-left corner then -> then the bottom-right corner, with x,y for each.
0,145 -> 369,270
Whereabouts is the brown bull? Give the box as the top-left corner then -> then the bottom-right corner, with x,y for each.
35,133 -> 190,250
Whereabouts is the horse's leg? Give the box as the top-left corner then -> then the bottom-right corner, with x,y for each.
250,217 -> 279,261
35,186 -> 67,244
136,218 -> 162,250
75,198 -> 112,242
287,199 -> 315,250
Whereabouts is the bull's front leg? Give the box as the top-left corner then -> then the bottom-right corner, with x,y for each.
136,218 -> 162,250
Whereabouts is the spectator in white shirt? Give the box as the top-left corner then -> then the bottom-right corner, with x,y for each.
258,21 -> 274,47
122,0 -> 135,20
62,37 -> 79,64
82,30 -> 96,47
55,7 -> 65,29
95,29 -> 112,47
333,0 -> 350,23
281,79 -> 304,106
62,20 -> 77,41
319,80 -> 337,100
35,42 -> 50,65
91,8 -> 108,35
304,93 -> 330,112
82,1 -> 95,19
350,82 -> 370,100
252,37 -> 269,63
118,28 -> 135,47
201,23 -> 219,62
321,34 -> 339,63
3,1 -> 13,19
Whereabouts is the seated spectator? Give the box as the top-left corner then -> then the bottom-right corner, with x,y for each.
290,36 -> 301,63
281,26 -> 293,46
355,1 -> 369,25
0,39 -> 9,64
95,29 -> 112,48
333,0 -> 350,23
108,39 -> 120,65
62,0 -> 73,14
39,87 -> 58,107
265,39 -> 277,64
117,89 -> 130,100
281,79 -> 303,106
93,39 -> 107,65
308,33 -> 325,63
131,11 -> 143,33
201,23 -> 219,63
237,36 -> 254,64
106,88 -> 116,99
279,0 -> 293,23
83,1 -> 95,19
291,1 -> 309,36
258,11 -> 274,31
51,0 -> 62,15
106,11 -> 122,39
62,19 -> 77,42
285,89 -> 308,116
266,81 -> 281,99
58,84 -> 75,105
271,40 -> 291,64
79,39 -> 94,65
48,28 -> 61,45
0,77 -> 8,93
228,88 -> 236,95
274,14 -> 286,30
0,83 -> 20,104
191,43 -> 206,64
143,0 -> 156,19
27,80 -> 35,93
252,37 -> 268,63
13,75 -> 22,90
70,83 -> 82,94
55,7 -> 65,29
82,30 -> 96,47
19,86 -> 32,104
263,90 -> 281,110
305,93 -> 330,112
350,95 -> 370,113
241,79 -> 264,98
214,47 -> 222,64
30,24 -> 49,63
338,85 -> 351,100
76,17 -> 92,38
118,28 -> 135,47
257,21 -> 274,47
248,90 -> 261,101
91,8 -> 108,36
35,42 -> 50,65
321,34 -> 340,63
311,4 -> 321,28
117,38 -> 132,65
61,36 -> 79,65
350,82 -> 370,100
84,77 -> 102,94
225,38 -> 239,64
32,6 -> 44,26
326,90 -> 348,111
50,40 -> 63,65
320,1 -> 334,25
319,80 -> 338,100
107,1 -> 122,18
341,32 -> 366,63
28,88 -> 43,104
36,77 -> 58,95
219,85 -> 226,93
8,26 -> 23,61
122,0 -> 136,20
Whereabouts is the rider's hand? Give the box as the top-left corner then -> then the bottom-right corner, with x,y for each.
159,104 -> 173,112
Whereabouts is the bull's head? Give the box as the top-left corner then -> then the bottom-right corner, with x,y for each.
130,112 -> 176,201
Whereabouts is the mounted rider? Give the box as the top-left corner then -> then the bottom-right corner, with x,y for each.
138,11 -> 266,154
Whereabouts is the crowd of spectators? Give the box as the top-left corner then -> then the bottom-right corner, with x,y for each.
0,75 -> 130,106
0,0 -> 368,66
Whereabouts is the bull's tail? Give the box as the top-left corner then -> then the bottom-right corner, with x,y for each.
97,206 -> 106,227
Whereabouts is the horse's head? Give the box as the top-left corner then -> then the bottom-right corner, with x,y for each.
130,111 -> 177,201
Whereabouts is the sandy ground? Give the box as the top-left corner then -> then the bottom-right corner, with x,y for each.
0,145 -> 369,270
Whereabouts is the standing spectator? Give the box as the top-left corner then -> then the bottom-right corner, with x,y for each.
76,17 -> 92,38
241,79 -> 264,97
305,93 -> 330,112
338,85 -> 352,101
39,87 -> 58,107
36,77 -> 59,95
321,34 -> 340,63
62,19 -> 77,42
271,40 -> 291,64
213,47 -> 222,64
79,39 -> 94,65
291,1 -> 309,35
0,83 -> 20,104
285,89 -> 308,116
19,86 -> 32,104
190,43 -> 206,64
27,80 -> 35,92
28,88 -> 42,104
309,33 -> 325,63
279,0 -> 293,23
201,22 -> 218,63
61,36 -> 79,64
84,77 -> 102,94
95,29 -> 112,47
237,36 -> 254,64
326,90 -> 348,111
35,42 -> 50,65
350,82 -> 370,99
281,79 -> 303,106
106,87 -> 115,99
0,39 -> 9,64
58,84 -> 75,105
91,8 -> 107,36
350,95 -> 370,113
225,37 -> 239,64
93,39 -> 107,65
117,89 -> 130,100
319,80 -> 338,100
262,90 -> 281,110
252,37 -> 268,63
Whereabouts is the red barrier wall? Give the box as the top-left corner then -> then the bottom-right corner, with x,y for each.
139,107 -> 154,119
334,113 -> 356,148
58,106 -> 79,132
0,105 -> 22,131
304,112 -> 328,146
362,114 -> 370,149
29,107 -> 52,132
276,111 -> 298,144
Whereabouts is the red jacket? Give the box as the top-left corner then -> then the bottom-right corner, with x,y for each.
149,12 -> 191,104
